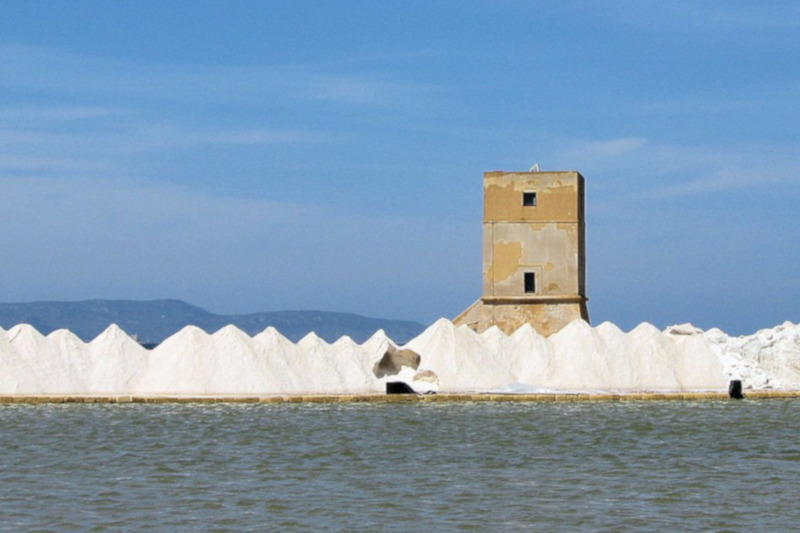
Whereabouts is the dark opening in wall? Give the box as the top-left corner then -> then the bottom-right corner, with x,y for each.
524,272 -> 536,293
523,192 -> 537,207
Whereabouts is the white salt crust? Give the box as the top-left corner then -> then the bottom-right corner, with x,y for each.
0,319 -> 798,395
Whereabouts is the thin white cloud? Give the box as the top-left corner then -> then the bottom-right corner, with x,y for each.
192,129 -> 332,146
296,74 -> 403,105
547,136 -> 800,204
0,156 -> 113,174
0,107 -> 338,181
631,83 -> 800,117
0,106 -> 132,122
0,44 -> 433,109
0,45 -> 429,183
647,165 -> 795,199
567,137 -> 648,159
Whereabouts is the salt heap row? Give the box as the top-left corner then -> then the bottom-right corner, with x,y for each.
0,324 -> 391,396
0,318 -> 799,396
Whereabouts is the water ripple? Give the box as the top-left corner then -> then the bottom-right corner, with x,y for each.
1,401 -> 800,531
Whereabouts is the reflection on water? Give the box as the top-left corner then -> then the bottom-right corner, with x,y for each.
1,400 -> 799,531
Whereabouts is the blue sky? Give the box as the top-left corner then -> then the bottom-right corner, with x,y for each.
1,1 -> 798,334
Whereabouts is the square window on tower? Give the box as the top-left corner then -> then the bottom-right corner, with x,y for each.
523,191 -> 537,207
524,272 -> 536,293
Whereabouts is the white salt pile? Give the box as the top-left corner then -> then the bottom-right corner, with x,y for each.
0,319 -> 798,396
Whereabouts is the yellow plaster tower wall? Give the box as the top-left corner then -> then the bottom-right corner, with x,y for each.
454,170 -> 589,336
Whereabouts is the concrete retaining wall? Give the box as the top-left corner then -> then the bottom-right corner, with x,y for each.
2,391 -> 800,404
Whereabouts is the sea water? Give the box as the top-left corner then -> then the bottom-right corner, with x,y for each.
1,400 -> 799,532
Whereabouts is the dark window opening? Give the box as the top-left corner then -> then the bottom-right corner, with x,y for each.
523,191 -> 537,207
524,272 -> 536,293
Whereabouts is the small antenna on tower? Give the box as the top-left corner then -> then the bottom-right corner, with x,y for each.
529,163 -> 541,172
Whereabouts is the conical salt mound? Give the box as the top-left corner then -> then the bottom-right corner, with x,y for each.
362,328 -> 393,351
501,323 -> 552,388
478,324 -> 507,344
205,325 -> 281,394
289,331 -> 381,394
546,319 -> 619,390
136,325 -> 275,395
659,326 -> 727,390
4,324 -> 89,394
46,328 -> 93,393
626,322 -> 726,390
362,329 -> 395,372
333,335 -> 358,349
540,320 -> 729,391
88,324 -> 149,394
406,318 -> 517,391
135,326 -> 214,394
252,326 -> 305,393
0,325 -> 28,394
252,326 -> 291,347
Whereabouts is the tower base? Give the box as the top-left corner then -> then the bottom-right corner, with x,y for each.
453,298 -> 589,337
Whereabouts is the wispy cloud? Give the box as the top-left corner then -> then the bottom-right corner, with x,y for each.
539,133 -> 800,262
0,101 -> 341,185
0,121 -> 336,167
0,44 -> 433,193
561,137 -> 648,160
188,129 -> 334,146
0,106 -> 132,122
0,44 -> 433,109
547,136 -> 800,207
647,164 -> 796,199
0,155 -> 114,174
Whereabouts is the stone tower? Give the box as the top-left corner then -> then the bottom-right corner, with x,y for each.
453,170 -> 589,336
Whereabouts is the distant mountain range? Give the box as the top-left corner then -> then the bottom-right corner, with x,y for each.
0,299 -> 426,345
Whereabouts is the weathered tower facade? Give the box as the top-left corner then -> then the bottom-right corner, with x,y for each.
454,170 -> 589,336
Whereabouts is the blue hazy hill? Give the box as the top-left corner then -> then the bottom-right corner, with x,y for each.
0,299 -> 426,345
